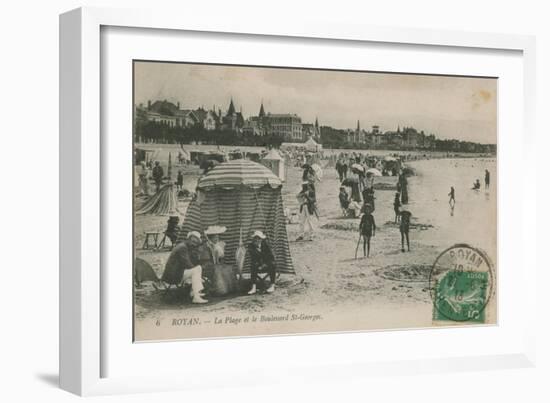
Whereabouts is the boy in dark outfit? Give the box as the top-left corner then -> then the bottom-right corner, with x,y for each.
359,209 -> 376,257
247,231 -> 277,295
399,209 -> 412,252
393,192 -> 401,223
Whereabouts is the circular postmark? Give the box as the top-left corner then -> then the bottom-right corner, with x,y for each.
429,244 -> 494,322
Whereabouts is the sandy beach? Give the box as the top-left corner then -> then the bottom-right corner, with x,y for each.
134,155 -> 497,341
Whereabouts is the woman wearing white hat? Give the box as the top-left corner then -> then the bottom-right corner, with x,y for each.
247,231 -> 276,295
204,225 -> 227,264
296,182 -> 316,241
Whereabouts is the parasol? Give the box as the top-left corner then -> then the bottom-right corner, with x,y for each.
351,163 -> 364,172
342,176 -> 359,186
311,163 -> 323,182
366,168 -> 382,177
402,167 -> 415,176
204,225 -> 227,235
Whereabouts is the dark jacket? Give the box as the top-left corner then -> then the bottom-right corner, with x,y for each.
339,190 -> 350,209
152,165 -> 164,182
359,213 -> 376,236
161,240 -> 201,285
299,188 -> 316,215
400,211 -> 412,232
247,240 -> 276,271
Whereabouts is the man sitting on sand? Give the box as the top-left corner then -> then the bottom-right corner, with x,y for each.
247,231 -> 276,295
161,231 -> 208,304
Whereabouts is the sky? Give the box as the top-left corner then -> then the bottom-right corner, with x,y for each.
134,61 -> 497,144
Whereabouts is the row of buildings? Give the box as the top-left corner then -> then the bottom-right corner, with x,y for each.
345,121 -> 436,149
135,99 -> 321,143
135,98 -> 494,152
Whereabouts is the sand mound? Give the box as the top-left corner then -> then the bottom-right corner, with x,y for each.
374,264 -> 433,283
383,221 -> 434,230
321,221 -> 360,231
373,182 -> 397,191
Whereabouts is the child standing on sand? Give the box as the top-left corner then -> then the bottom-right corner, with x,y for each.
393,192 -> 401,223
399,208 -> 412,252
359,207 -> 376,257
448,186 -> 455,207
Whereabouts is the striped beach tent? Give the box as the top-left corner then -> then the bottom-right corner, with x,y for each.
178,160 -> 295,275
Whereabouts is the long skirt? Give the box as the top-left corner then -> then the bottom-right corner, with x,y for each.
299,207 -> 315,240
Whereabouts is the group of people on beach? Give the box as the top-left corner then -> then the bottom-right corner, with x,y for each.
136,160 -> 165,196
295,157 -> 320,242
161,226 -> 279,303
448,169 -> 491,208
355,189 -> 411,258
335,157 -> 412,258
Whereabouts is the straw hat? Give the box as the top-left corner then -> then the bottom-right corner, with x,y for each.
204,225 -> 227,235
186,231 -> 201,240
252,230 -> 266,239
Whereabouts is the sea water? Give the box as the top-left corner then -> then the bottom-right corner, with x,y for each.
406,158 -> 497,259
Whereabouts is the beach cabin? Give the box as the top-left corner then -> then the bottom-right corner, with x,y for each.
261,149 -> 285,181
246,152 -> 262,163
305,137 -> 322,153
189,150 -> 206,165
134,147 -> 155,165
206,150 -> 226,163
228,149 -> 245,160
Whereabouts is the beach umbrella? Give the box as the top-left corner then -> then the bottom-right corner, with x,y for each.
366,168 -> 382,177
179,159 -> 294,275
197,159 -> 282,189
402,167 -> 415,176
342,177 -> 359,186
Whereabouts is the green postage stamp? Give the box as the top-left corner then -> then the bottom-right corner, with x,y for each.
430,244 -> 494,324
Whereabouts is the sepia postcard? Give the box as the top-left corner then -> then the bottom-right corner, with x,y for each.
132,61 -> 497,342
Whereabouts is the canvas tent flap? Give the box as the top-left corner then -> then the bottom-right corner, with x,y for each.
178,186 -> 294,275
178,159 -> 294,275
136,184 -> 180,215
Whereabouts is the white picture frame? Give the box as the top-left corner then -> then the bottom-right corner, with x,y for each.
59,6 -> 537,396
